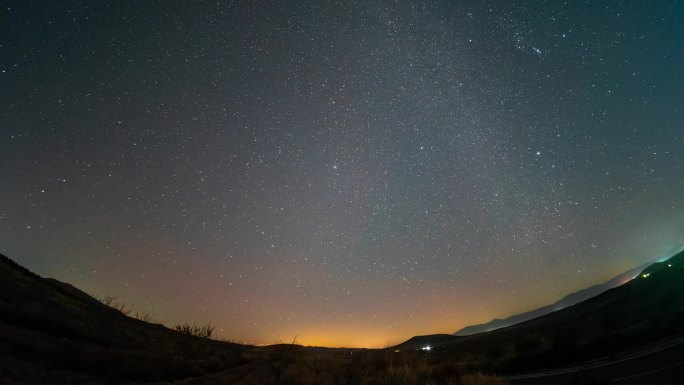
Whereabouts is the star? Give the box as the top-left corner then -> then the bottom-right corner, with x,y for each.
1,0 -> 682,348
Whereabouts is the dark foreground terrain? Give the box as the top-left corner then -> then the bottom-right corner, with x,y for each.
0,252 -> 504,385
502,333 -> 684,384
2,250 -> 684,384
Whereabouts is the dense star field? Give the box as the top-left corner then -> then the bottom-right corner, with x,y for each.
1,1 -> 683,347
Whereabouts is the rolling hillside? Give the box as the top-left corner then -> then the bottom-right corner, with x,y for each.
0,253 -> 250,384
400,250 -> 684,374
4,249 -> 684,384
453,263 -> 649,336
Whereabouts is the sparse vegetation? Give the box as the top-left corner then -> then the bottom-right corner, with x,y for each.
134,311 -> 153,323
175,322 -> 215,339
95,294 -> 132,315
3,251 -> 684,384
98,294 -> 118,307
95,293 -> 156,323
258,347 -> 507,385
458,372 -> 509,385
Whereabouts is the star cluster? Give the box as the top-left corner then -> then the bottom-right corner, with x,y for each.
1,1 -> 683,347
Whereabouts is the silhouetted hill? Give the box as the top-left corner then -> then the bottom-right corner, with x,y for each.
393,334 -> 461,350
0,253 -> 250,384
641,249 -> 684,276
42,277 -> 107,308
0,252 -> 508,385
400,249 -> 684,374
5,249 -> 684,384
453,263 -> 649,336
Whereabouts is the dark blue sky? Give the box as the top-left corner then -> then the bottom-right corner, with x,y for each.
1,1 -> 683,346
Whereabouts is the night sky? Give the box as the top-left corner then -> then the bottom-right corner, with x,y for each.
2,1 -> 683,347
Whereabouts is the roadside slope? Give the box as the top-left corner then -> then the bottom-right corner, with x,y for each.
0,253 -> 249,385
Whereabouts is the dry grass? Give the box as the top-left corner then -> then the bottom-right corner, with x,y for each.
456,372 -> 509,385
261,348 -> 507,385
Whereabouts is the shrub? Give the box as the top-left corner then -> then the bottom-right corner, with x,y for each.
96,294 -> 132,315
174,322 -> 214,339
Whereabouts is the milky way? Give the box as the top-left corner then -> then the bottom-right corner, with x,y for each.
1,1 -> 683,347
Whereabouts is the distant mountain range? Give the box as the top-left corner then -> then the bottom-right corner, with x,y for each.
3,247 -> 684,384
395,248 -> 684,377
453,263 -> 651,336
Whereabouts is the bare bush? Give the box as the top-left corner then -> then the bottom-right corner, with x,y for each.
174,322 -> 214,339
96,294 -> 132,315
111,301 -> 131,315
134,311 -> 153,322
99,294 -> 118,306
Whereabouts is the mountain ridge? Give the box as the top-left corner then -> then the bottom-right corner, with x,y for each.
393,248 -> 684,376
453,262 -> 651,336
3,248 -> 684,384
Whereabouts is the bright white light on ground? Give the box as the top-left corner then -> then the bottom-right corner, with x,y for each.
421,346 -> 431,351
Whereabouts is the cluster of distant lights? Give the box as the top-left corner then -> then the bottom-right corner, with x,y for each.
412,261 -> 677,352
641,263 -> 673,279
414,264 -> 676,354
413,263 -> 675,353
